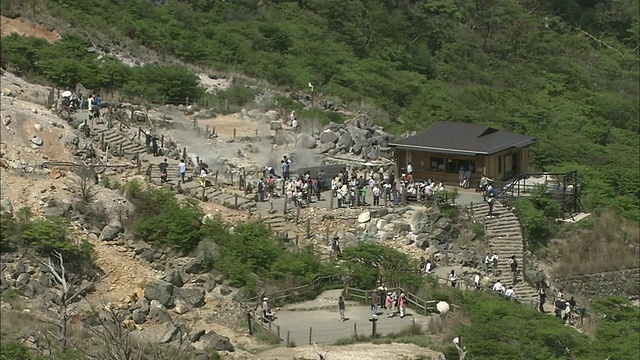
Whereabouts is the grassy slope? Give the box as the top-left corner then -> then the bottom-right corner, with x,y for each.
1,0 -> 639,220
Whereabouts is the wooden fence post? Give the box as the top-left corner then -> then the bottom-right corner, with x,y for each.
247,312 -> 253,335
296,206 -> 301,224
354,322 -> 357,336
235,194 -> 238,207
286,331 -> 290,347
371,318 -> 377,339
233,128 -> 237,139
215,170 -> 219,185
283,198 -> 288,214
100,133 -> 105,151
136,153 -> 141,174
277,325 -> 280,339
308,327 -> 313,345
306,218 -> 311,239
119,143 -> 123,158
160,135 -> 164,149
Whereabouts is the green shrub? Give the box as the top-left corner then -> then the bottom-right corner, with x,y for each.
0,340 -> 32,360
131,189 -> 204,252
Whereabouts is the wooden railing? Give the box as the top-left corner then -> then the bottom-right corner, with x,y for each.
343,285 -> 461,316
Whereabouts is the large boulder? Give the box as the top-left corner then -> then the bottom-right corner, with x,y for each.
184,258 -> 203,274
175,287 -> 205,308
147,300 -> 172,323
43,199 -> 71,217
319,130 -> 339,144
195,331 -> 234,352
336,131 -> 353,151
99,219 -> 123,241
275,130 -> 295,145
316,142 -> 335,154
1,198 -> 13,215
144,280 -> 175,308
195,240 -> 219,264
163,268 -> 184,287
295,133 -> 317,149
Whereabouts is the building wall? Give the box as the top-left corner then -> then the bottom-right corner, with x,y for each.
394,146 -> 533,184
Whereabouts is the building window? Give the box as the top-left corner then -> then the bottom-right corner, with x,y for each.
430,157 -> 445,172
446,159 -> 476,174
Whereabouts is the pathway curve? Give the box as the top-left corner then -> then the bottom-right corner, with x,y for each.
270,289 -> 434,346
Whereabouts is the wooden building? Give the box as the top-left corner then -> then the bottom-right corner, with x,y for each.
388,122 -> 536,185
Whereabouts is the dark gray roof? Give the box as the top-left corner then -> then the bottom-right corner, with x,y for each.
388,122 -> 536,155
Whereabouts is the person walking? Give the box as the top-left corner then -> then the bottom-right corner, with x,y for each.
338,296 -> 346,322
178,159 -> 187,184
449,270 -> 458,288
159,159 -> 169,184
538,288 -> 547,313
399,293 -> 407,318
258,178 -> 266,202
371,290 -> 380,318
487,193 -> 495,218
385,292 -> 395,318
509,255 -> 519,285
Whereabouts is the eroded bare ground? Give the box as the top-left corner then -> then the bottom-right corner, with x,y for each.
259,343 -> 444,360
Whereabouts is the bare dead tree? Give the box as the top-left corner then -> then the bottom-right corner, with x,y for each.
34,251 -> 97,351
73,301 -> 141,360
313,342 -> 328,360
454,338 -> 467,360
72,165 -> 97,203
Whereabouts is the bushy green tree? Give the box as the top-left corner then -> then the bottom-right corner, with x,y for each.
339,243 -> 423,291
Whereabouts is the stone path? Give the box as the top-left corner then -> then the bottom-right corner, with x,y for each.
471,201 -> 539,304
269,289 -> 434,346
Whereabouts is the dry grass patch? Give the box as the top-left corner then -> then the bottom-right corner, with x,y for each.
554,211 -> 640,276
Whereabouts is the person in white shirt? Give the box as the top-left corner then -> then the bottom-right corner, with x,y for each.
424,260 -> 432,274
406,162 -> 413,175
492,280 -> 505,293
449,270 -> 457,288
505,286 -> 515,299
474,273 -> 481,291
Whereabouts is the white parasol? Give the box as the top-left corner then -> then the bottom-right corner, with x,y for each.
364,162 -> 375,167
61,90 -> 72,98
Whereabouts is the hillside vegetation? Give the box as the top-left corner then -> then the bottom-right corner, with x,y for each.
1,0 -> 639,220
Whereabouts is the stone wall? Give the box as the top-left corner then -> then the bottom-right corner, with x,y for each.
555,268 -> 640,299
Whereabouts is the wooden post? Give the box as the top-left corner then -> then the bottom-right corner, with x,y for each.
308,327 -> 312,345
205,125 -> 209,137
286,331 -> 290,347
384,192 -> 388,208
202,186 -> 206,201
148,167 -> 152,182
196,156 -> 200,165
247,312 -> 253,335
296,206 -> 301,224
225,98 -> 228,111
119,143 -> 123,158
330,193 -> 334,209
136,153 -> 141,174
283,198 -> 288,214
234,194 -> 238,207
233,128 -> 237,139
100,133 -> 105,151
212,126 -> 216,137
255,128 -> 258,137
354,323 -> 357,336
186,96 -> 189,107
215,170 -> 219,185
277,325 -> 280,339
371,319 -> 377,339
182,147 -> 187,160
230,171 -> 234,185
295,234 -> 299,247
306,218 -> 311,239
193,117 -> 197,129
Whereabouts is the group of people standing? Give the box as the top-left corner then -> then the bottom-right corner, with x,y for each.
369,285 -> 408,319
